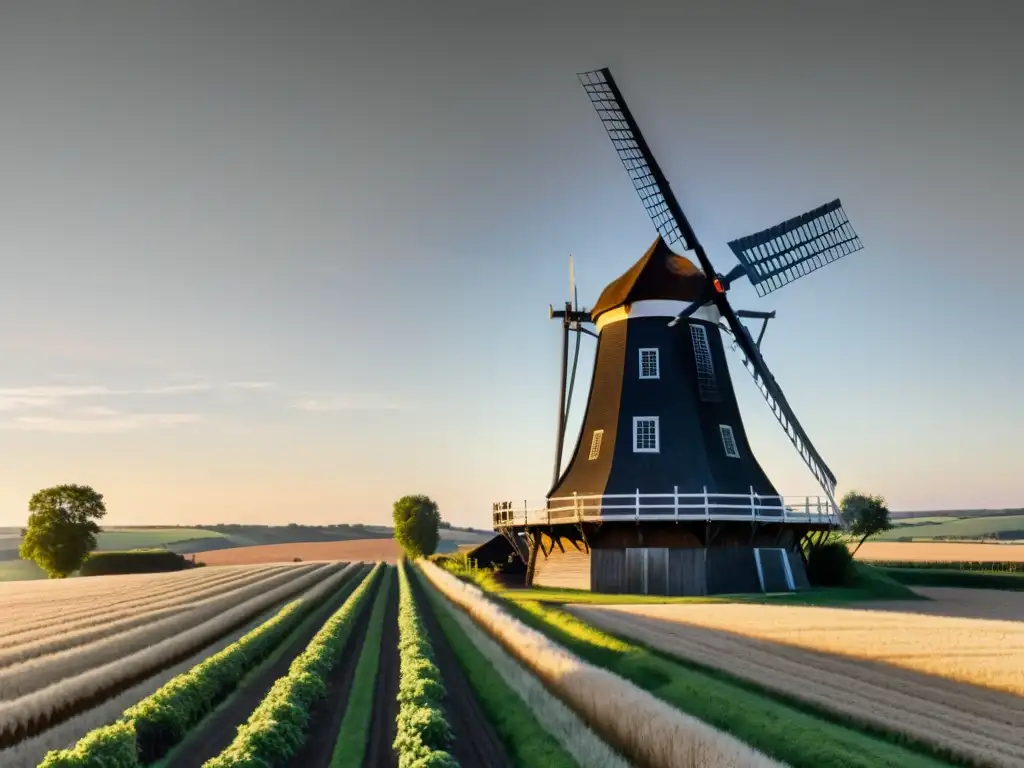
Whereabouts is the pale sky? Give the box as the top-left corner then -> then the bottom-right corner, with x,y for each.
1,1 -> 1021,527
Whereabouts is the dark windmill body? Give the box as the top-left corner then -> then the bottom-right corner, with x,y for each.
488,68 -> 865,596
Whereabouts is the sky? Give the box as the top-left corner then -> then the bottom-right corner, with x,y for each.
0,1 -> 1021,527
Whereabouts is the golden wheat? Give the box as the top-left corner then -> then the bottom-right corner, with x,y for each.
580,602 -> 1024,697
0,567 -> 244,627
0,566 -> 289,658
0,566 -> 275,638
855,541 -> 1024,562
573,605 -> 1024,768
419,571 -> 630,768
417,560 -> 782,768
0,563 -> 325,699
0,596 -> 276,768
0,561 -> 356,743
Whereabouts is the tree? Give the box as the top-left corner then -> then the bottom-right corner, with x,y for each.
19,484 -> 106,578
840,490 -> 893,556
392,494 -> 441,558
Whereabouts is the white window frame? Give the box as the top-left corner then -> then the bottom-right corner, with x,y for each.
719,424 -> 740,458
588,429 -> 604,461
690,324 -> 720,400
638,347 -> 660,379
633,416 -> 659,453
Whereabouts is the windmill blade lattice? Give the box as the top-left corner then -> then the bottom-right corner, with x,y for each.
578,69 -> 693,252
728,199 -> 863,297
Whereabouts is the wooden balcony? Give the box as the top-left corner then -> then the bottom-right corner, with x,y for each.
492,490 -> 840,529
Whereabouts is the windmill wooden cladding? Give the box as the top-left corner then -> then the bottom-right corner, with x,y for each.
572,603 -> 1024,768
416,560 -> 783,768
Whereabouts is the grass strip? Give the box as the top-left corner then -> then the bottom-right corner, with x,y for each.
449,559 -> 919,605
414,566 -> 610,768
329,565 -> 394,768
203,563 -> 383,767
394,559 -> 457,768
437,562 -> 952,768
38,563 -> 362,767
877,566 -> 1024,591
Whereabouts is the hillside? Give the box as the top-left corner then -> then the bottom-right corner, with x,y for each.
0,523 -> 491,581
880,513 -> 1024,542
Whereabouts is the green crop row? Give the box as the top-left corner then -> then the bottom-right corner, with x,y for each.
39,563 -> 363,767
394,559 -> 458,768
330,566 -> 394,768
204,562 -> 384,767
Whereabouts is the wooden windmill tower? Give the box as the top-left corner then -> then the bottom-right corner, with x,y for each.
491,68 -> 865,596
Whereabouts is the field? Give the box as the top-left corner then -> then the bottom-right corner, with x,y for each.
192,539 -> 403,565
879,513 -> 1024,541
6,554 -> 1022,768
0,525 -> 490,581
571,595 -> 1024,767
855,541 -> 1024,562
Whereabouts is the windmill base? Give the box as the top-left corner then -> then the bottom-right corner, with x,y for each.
498,521 -> 821,596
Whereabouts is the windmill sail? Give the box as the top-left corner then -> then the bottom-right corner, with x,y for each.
728,199 -> 863,297
578,69 -> 695,252
577,66 -> 844,511
730,322 -> 838,504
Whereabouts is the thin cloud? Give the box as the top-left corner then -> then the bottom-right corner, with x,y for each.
9,413 -> 200,435
77,405 -> 120,417
0,385 -> 114,398
293,394 -> 405,412
0,379 -> 268,406
225,381 -> 274,390
0,396 -> 58,411
142,382 -> 212,394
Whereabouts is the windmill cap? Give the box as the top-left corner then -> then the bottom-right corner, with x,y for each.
589,236 -> 707,322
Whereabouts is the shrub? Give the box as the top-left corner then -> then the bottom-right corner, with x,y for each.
79,550 -> 193,576
394,559 -> 455,768
805,541 -> 855,586
205,563 -> 383,767
37,721 -> 137,768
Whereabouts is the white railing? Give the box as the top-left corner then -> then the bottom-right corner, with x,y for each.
491,488 -> 840,529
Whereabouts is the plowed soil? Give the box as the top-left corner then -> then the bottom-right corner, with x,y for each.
194,539 -> 401,565
164,565 -> 369,768
287,574 -> 381,768
362,573 -> 399,768
408,574 -> 511,768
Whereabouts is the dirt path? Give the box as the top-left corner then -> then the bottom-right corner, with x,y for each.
164,564 -> 369,768
408,573 -> 512,768
362,572 -> 399,768
287,573 -> 380,768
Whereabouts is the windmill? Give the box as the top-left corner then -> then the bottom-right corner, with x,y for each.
490,66 -> 864,596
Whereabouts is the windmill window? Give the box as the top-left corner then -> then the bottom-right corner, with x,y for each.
690,324 -> 720,401
633,416 -> 659,453
588,429 -> 604,461
720,424 -> 740,458
638,348 -> 660,379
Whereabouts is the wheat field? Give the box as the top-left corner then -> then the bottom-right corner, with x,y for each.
572,600 -> 1024,696
418,560 -> 784,768
0,561 -> 346,745
855,541 -> 1024,562
573,604 -> 1024,768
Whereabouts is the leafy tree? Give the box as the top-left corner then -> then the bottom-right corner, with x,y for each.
840,490 -> 893,556
19,484 -> 106,578
392,494 -> 441,558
